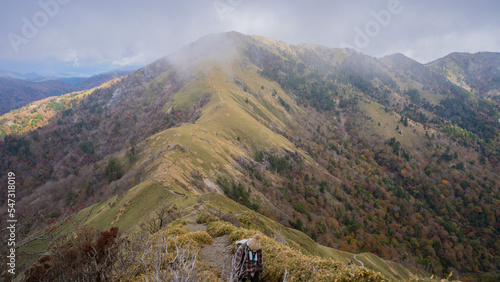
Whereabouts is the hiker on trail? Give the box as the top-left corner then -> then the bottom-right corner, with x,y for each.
232,234 -> 263,282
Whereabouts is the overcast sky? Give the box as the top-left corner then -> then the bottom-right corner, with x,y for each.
1,0 -> 499,76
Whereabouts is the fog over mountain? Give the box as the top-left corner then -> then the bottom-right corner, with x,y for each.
1,31 -> 499,280
1,1 -> 499,281
1,0 -> 499,75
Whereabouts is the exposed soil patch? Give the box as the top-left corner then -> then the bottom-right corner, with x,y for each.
111,200 -> 131,225
185,223 -> 207,232
185,214 -> 198,223
200,235 -> 233,280
183,203 -> 233,279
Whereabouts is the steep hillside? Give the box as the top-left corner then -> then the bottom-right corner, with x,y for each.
238,38 -> 499,280
427,52 -> 500,97
0,70 -> 135,115
0,78 -> 124,138
0,77 -> 77,115
19,184 -> 431,281
73,70 -> 135,89
1,32 -> 498,281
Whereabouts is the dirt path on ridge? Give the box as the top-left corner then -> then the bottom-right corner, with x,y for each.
200,235 -> 233,280
184,204 -> 234,279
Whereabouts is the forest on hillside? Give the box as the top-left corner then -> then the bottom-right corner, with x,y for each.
0,36 -> 498,280
239,42 -> 499,278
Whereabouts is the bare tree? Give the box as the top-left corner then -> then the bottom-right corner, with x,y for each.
23,225 -> 122,281
272,227 -> 288,246
137,232 -> 200,281
0,206 -> 96,281
140,204 -> 182,234
4,202 -> 200,281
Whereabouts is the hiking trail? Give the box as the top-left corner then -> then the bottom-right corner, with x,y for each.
184,205 -> 234,280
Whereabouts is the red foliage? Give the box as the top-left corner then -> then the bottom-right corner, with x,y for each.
25,227 -> 120,282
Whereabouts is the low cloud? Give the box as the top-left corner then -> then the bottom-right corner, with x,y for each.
0,0 -> 498,74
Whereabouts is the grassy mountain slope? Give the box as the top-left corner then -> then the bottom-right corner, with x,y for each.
19,180 -> 429,281
427,52 -> 500,97
85,184 -> 429,280
2,32 -> 498,281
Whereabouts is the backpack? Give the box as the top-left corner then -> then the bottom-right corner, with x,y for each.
232,239 -> 250,280
235,239 -> 259,261
235,239 -> 250,248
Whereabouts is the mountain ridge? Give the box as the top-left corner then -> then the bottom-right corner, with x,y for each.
426,51 -> 500,97
0,69 -> 136,115
1,31 -> 498,281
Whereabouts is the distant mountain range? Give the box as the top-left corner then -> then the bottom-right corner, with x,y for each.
0,70 -> 49,81
0,69 -> 136,115
1,32 -> 499,281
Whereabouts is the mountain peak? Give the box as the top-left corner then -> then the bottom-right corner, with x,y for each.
2,32 -> 499,281
428,51 -> 500,95
380,52 -> 420,66
164,31 -> 250,68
